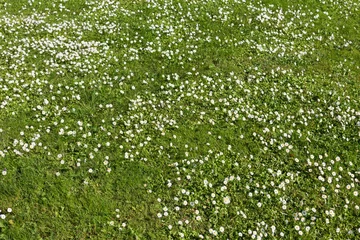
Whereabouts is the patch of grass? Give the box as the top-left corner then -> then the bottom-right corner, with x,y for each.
0,0 -> 359,239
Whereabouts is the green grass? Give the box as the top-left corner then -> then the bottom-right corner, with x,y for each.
0,0 -> 359,239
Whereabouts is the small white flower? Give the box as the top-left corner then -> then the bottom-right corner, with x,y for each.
7,208 -> 12,213
223,196 -> 231,204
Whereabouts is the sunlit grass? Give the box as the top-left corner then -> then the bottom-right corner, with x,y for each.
0,0 -> 359,239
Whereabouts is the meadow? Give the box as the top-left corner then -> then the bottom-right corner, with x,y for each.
0,0 -> 359,239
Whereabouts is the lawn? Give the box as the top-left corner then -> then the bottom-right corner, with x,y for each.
0,0 -> 359,239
